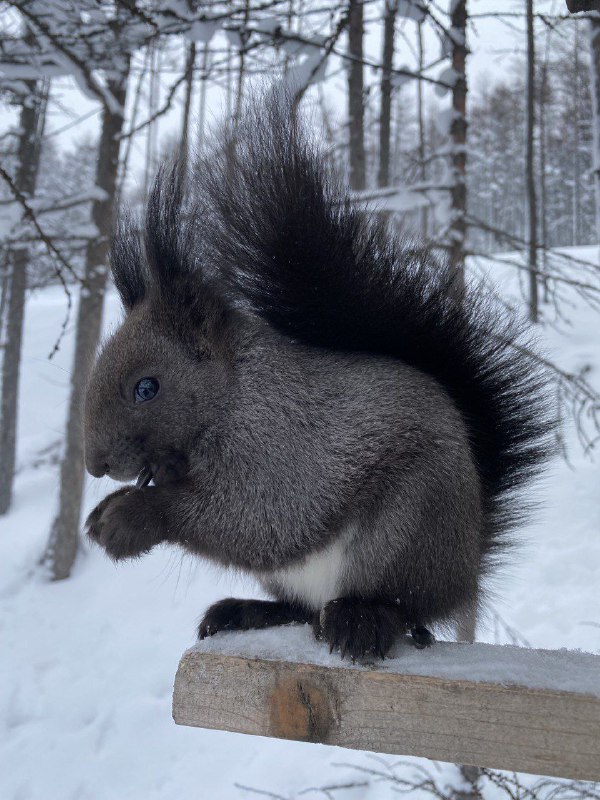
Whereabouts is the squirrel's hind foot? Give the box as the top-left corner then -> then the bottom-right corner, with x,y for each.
315,597 -> 409,661
197,598 -> 311,640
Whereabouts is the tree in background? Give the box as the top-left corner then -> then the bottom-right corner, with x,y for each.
526,0 -> 539,323
348,0 -> 366,190
378,0 -> 398,189
0,73 -> 47,514
588,15 -> 600,242
449,0 -> 468,285
45,59 -> 131,580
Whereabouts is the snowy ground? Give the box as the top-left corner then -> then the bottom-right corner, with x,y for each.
0,249 -> 599,800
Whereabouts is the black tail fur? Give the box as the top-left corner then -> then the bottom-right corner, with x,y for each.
189,90 -> 553,561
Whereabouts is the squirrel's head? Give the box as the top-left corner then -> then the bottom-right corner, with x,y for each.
84,162 -> 235,486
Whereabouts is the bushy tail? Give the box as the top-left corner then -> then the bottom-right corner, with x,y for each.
195,89 -> 553,558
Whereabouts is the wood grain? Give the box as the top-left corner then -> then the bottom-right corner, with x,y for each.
172,635 -> 600,782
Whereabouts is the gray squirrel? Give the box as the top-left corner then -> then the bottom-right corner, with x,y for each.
84,92 -> 551,659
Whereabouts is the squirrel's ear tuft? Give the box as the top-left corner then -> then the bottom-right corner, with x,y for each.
110,210 -> 146,311
144,158 -> 196,293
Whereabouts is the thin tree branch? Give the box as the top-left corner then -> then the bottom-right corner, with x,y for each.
0,162 -> 82,286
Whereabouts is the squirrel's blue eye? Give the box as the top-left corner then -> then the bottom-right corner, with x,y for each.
134,377 -> 159,404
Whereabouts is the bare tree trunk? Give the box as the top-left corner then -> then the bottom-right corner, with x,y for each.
540,82 -> 548,302
526,0 -> 538,323
45,67 -> 129,580
0,78 -> 47,515
572,20 -> 581,247
0,261 -> 9,336
144,42 -> 159,196
181,41 -> 196,154
589,16 -> 600,243
454,765 -> 482,800
539,28 -> 550,303
378,0 -> 397,188
392,87 -> 404,185
233,0 -> 251,131
449,0 -> 468,288
417,19 -> 428,239
225,42 -> 233,117
117,46 -> 149,199
198,43 -> 210,148
348,0 -> 366,190
448,3 -> 475,650
283,0 -> 295,75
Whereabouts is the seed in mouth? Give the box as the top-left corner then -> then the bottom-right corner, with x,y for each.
136,466 -> 153,489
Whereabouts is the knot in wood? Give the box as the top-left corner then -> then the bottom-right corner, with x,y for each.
269,674 -> 337,743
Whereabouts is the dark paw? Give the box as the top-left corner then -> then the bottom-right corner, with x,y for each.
85,488 -> 161,561
317,597 -> 404,661
198,598 -> 309,640
411,625 -> 435,649
85,487 -> 132,538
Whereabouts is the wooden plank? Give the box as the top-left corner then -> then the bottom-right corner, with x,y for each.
172,627 -> 600,782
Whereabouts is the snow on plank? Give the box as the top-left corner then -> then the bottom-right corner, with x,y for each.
173,627 -> 600,782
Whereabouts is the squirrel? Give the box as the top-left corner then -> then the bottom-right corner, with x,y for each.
83,90 -> 551,660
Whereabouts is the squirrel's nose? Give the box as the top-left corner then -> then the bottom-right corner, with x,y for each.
86,452 -> 110,478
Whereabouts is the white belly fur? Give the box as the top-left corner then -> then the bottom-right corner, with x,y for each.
263,535 -> 348,611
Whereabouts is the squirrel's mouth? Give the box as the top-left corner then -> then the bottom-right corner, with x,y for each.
135,452 -> 189,489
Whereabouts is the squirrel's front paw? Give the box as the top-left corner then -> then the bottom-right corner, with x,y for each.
86,487 -> 132,540
85,488 -> 163,561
